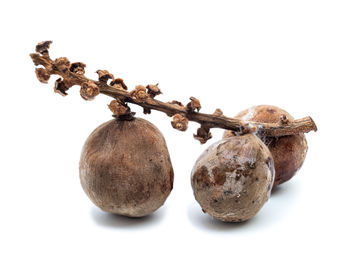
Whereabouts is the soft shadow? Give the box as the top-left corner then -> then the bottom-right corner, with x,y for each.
270,179 -> 301,202
271,183 -> 289,196
187,202 -> 259,232
187,180 -> 301,232
265,179 -> 301,220
90,206 -> 166,229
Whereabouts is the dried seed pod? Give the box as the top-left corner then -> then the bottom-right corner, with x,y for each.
80,81 -> 99,100
96,70 -> 114,83
193,126 -> 212,144
171,114 -> 188,131
79,118 -> 174,217
35,40 -> 52,55
110,78 -> 128,90
186,97 -> 201,112
191,134 -> 275,222
54,57 -> 70,72
146,83 -> 162,98
35,68 -> 50,83
108,99 -> 130,117
223,105 -> 308,187
130,85 -> 148,102
70,62 -> 86,75
54,78 -> 71,96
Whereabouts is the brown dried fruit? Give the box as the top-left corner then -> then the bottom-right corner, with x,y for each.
79,118 -> 174,217
223,105 -> 308,187
191,134 -> 275,222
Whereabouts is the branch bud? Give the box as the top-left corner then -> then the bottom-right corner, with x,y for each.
171,114 -> 188,131
110,78 -> 128,90
54,78 -> 71,96
194,126 -> 212,144
96,70 -> 114,83
80,81 -> 100,100
108,99 -> 129,116
35,68 -> 50,83
35,41 -> 52,55
54,57 -> 70,72
213,108 -> 223,116
130,85 -> 148,102
70,62 -> 86,75
280,114 -> 290,125
146,83 -> 162,98
186,97 -> 201,112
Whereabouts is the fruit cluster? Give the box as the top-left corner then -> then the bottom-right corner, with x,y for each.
30,41 -> 317,222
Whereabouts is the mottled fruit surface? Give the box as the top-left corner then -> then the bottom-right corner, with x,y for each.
224,105 -> 308,187
191,134 -> 275,222
79,118 -> 174,217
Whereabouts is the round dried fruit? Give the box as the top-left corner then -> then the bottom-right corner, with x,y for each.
191,134 -> 275,222
224,105 -> 308,187
79,118 -> 174,217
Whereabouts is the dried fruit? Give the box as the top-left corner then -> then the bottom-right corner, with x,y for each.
30,41 -> 318,223
224,105 -> 308,187
79,118 -> 174,217
191,134 -> 275,222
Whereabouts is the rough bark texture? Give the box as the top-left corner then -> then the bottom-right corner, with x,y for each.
191,135 -> 275,222
79,118 -> 174,217
224,105 -> 308,187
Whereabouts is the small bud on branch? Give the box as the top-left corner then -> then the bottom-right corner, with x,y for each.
194,125 -> 212,144
35,68 -> 50,83
111,78 -> 128,90
54,78 -> 70,96
35,40 -> 52,55
80,81 -> 100,100
130,85 -> 148,103
70,62 -> 86,75
186,97 -> 201,112
147,84 -> 162,98
280,114 -> 290,125
171,114 -> 188,131
96,70 -> 114,83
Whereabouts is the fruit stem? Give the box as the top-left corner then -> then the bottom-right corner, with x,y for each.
30,41 -> 317,143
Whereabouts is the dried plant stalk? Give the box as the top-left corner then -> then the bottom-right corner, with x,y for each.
30,41 -> 317,143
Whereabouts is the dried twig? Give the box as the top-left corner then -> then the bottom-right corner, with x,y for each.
30,41 -> 317,143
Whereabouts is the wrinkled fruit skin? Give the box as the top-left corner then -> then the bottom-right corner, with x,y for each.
79,118 -> 174,217
191,134 -> 275,222
224,105 -> 308,187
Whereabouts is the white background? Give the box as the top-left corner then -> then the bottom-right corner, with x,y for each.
0,1 -> 349,272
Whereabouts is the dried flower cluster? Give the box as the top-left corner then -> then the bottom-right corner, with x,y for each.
30,41 -> 317,144
171,114 -> 188,131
